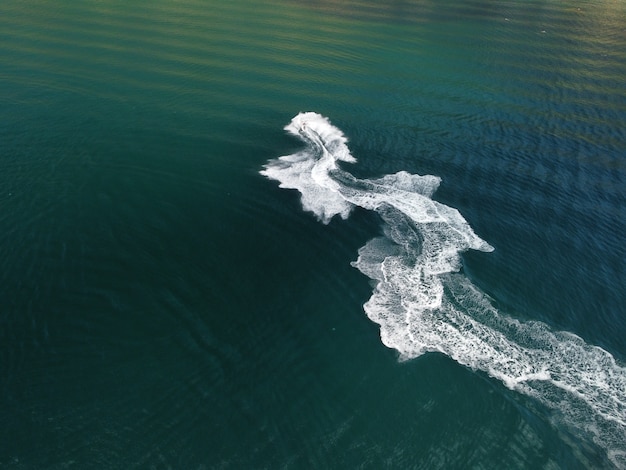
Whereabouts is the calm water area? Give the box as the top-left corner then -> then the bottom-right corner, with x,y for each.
1,0 -> 625,468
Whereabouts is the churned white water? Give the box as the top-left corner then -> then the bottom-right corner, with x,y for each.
262,112 -> 626,468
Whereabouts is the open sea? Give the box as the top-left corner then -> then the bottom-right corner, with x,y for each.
1,0 -> 625,468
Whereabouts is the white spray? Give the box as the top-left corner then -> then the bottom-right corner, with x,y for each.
261,112 -> 626,468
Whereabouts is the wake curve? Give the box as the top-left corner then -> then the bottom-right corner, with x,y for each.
261,112 -> 626,468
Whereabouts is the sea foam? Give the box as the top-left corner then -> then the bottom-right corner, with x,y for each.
261,112 -> 626,468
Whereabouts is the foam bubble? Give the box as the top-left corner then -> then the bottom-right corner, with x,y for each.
262,112 -> 626,467
261,112 -> 355,224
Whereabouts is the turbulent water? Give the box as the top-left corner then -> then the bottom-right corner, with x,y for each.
262,112 -> 626,467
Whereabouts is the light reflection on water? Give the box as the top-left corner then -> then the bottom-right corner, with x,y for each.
1,0 -> 625,468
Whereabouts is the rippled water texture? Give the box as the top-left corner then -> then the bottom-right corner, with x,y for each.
1,0 -> 625,468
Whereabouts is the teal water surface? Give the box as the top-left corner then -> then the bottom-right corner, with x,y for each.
1,0 -> 625,468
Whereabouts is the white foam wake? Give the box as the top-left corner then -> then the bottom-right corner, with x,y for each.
261,112 -> 626,468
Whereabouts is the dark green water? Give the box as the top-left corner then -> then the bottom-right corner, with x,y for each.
1,0 -> 625,468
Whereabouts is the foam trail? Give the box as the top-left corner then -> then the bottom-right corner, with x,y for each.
261,112 -> 626,468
